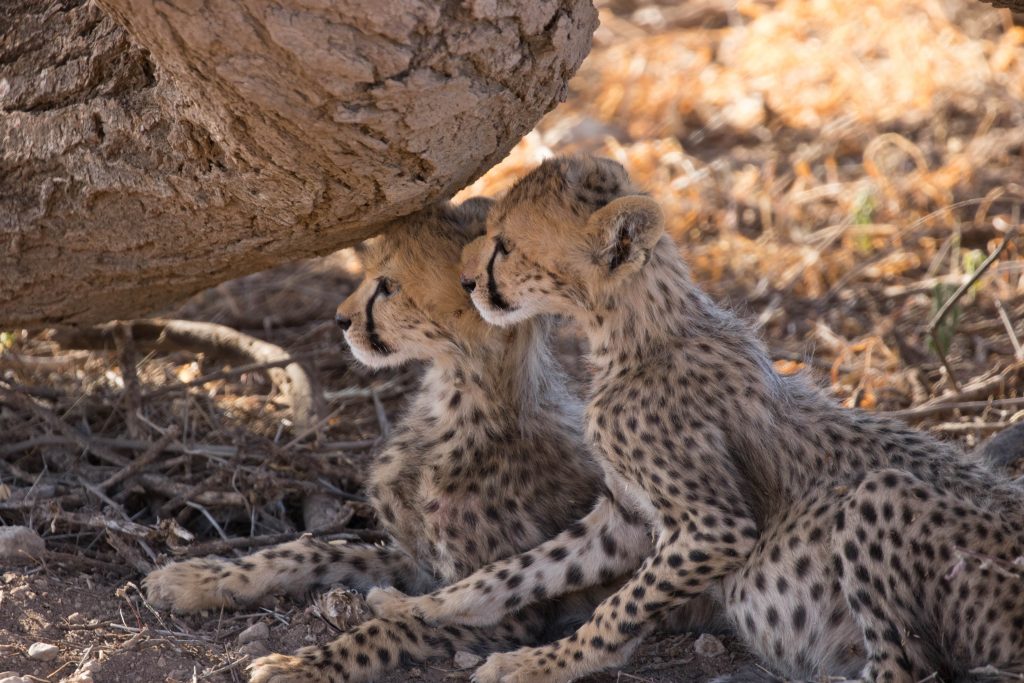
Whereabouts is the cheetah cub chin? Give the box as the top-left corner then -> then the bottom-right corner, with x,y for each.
380,155 -> 1024,683
143,199 -> 607,683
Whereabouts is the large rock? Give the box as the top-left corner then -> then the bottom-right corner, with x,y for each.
0,0 -> 597,327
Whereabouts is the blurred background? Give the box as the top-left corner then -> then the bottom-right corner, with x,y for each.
2,0 -> 1024,679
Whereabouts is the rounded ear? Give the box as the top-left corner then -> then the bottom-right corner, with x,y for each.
587,195 -> 665,272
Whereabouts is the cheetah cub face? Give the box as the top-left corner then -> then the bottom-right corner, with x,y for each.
463,155 -> 665,327
337,198 -> 493,368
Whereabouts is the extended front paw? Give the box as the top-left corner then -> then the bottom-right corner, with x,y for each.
249,653 -> 333,683
472,648 -> 568,683
144,558 -> 243,612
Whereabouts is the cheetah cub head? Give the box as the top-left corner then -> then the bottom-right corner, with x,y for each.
336,198 -> 494,368
462,154 -> 665,325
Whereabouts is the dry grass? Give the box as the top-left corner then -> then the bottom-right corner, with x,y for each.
1,0 -> 1023,679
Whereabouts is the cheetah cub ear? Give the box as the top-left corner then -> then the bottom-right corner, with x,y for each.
588,195 -> 665,274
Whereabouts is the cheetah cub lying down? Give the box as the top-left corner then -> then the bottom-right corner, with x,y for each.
371,156 -> 1024,683
144,200 -> 611,681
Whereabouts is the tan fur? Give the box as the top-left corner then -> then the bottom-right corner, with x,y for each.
144,199 -> 611,683
373,156 -> 1024,683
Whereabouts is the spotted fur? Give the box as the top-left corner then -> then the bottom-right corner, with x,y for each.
142,200 -> 607,682
373,156 -> 1024,683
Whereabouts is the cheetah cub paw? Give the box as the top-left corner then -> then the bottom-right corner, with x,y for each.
472,649 -> 563,683
249,653 -> 332,683
366,585 -> 425,622
144,558 -> 256,612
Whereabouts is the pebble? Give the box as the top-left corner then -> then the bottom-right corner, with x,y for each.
59,670 -> 93,683
238,621 -> 270,645
453,651 -> 482,669
693,633 -> 725,658
0,675 -> 30,683
0,527 -> 45,564
27,642 -> 59,661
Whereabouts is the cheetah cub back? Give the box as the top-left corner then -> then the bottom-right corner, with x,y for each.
443,155 -> 1024,683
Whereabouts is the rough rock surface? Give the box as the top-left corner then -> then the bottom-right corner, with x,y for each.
0,0 -> 597,326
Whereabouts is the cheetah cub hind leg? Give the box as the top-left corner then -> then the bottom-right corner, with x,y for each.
145,536 -> 430,613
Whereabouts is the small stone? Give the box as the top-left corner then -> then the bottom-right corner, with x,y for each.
238,622 -> 270,645
694,633 -> 725,658
239,641 -> 270,658
0,675 -> 29,683
59,669 -> 93,683
66,612 -> 87,625
453,651 -> 482,669
27,642 -> 59,661
0,527 -> 44,564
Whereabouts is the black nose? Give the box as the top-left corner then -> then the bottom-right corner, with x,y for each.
335,314 -> 352,331
460,276 -> 476,293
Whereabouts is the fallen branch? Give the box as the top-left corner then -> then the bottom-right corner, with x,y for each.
136,473 -> 247,511
0,434 -> 237,459
884,396 -> 1024,420
52,319 -> 322,430
44,549 -> 135,575
933,421 -> 1010,434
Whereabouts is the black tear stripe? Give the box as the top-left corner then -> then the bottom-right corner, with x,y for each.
366,279 -> 393,355
486,242 -> 513,311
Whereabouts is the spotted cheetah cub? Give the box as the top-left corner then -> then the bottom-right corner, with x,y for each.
143,200 -> 605,680
373,156 -> 1024,683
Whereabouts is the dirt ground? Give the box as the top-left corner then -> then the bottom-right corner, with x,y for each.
0,568 -> 751,682
3,0 -> 1024,681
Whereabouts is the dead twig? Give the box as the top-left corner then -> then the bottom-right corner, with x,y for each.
98,427 -> 181,492
0,433 -> 237,459
933,421 -> 1010,434
884,396 -> 1024,420
994,298 -> 1024,361
0,383 -> 130,467
137,473 -> 246,514
926,227 -> 1017,394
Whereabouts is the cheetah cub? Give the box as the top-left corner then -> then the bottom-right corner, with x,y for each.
144,200 -> 604,681
374,156 -> 1024,683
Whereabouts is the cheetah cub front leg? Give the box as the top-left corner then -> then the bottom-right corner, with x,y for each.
144,535 -> 428,613
367,490 -> 651,627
